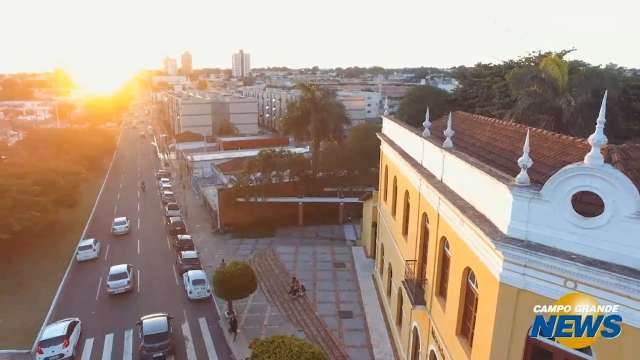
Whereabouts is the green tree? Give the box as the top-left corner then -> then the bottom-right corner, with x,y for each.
397,85 -> 451,127
280,83 -> 349,174
249,335 -> 327,360
212,261 -> 257,314
344,123 -> 381,175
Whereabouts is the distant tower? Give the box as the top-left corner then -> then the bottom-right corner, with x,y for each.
163,57 -> 177,75
181,51 -> 192,75
232,50 -> 251,78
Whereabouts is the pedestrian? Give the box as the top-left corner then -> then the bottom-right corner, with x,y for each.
229,314 -> 238,342
289,276 -> 300,297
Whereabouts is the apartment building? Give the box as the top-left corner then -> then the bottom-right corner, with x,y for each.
363,94 -> 640,360
232,49 -> 251,78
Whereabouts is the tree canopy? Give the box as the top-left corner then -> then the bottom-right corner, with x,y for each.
249,335 -> 327,360
212,260 -> 257,313
397,85 -> 452,128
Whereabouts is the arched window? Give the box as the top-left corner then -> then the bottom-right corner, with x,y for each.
396,288 -> 404,327
418,213 -> 429,281
383,166 -> 389,202
437,238 -> 451,301
391,177 -> 398,217
402,191 -> 410,237
379,244 -> 385,277
386,264 -> 393,298
410,326 -> 421,360
459,269 -> 479,347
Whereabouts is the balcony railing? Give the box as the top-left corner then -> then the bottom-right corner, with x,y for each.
402,260 -> 427,306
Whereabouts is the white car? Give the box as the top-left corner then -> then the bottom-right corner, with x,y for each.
159,182 -> 172,192
106,264 -> 135,295
76,239 -> 100,262
159,178 -> 171,187
111,216 -> 130,235
36,318 -> 82,360
183,270 -> 211,300
165,202 -> 181,218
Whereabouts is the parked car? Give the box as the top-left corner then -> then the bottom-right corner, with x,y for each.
167,216 -> 187,236
156,170 -> 171,180
158,177 -> 171,186
106,264 -> 135,295
173,234 -> 194,251
137,313 -> 174,359
76,238 -> 101,262
35,318 -> 82,360
183,270 -> 211,300
111,216 -> 130,235
165,202 -> 181,218
161,191 -> 176,205
176,251 -> 202,274
159,182 -> 172,192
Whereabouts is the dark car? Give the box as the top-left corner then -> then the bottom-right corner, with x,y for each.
137,313 -> 174,359
176,250 -> 202,274
161,191 -> 176,205
173,234 -> 195,252
167,217 -> 187,236
156,170 -> 171,180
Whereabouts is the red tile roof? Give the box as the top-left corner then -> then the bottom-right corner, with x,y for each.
422,111 -> 640,190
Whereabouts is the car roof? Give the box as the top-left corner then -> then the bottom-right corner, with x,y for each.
41,318 -> 77,339
181,251 -> 198,259
162,191 -> 174,195
170,216 -> 183,222
140,314 -> 169,334
186,270 -> 207,280
166,202 -> 179,207
177,234 -> 192,240
114,217 -> 127,222
109,264 -> 129,274
160,178 -> 171,181
78,239 -> 95,246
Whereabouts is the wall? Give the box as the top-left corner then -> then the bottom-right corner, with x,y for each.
359,191 -> 378,257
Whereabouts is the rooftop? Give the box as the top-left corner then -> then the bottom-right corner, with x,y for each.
186,146 -> 310,162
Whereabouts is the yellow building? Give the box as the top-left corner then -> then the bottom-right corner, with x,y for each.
367,96 -> 640,360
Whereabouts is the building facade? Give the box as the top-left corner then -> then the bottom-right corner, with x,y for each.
366,95 -> 640,360
232,49 -> 251,78
163,57 -> 177,75
181,51 -> 192,75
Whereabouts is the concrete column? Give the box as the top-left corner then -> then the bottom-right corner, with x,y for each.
339,202 -> 345,224
298,202 -> 304,226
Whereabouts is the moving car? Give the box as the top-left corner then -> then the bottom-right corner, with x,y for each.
183,270 -> 211,300
156,170 -> 171,180
137,313 -> 174,359
76,238 -> 101,262
165,202 -> 181,218
111,216 -> 130,235
36,318 -> 82,360
161,191 -> 176,205
106,264 -> 135,295
176,251 -> 202,274
167,216 -> 187,236
173,234 -> 195,251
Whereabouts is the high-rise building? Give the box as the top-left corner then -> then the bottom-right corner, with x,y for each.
181,51 -> 192,75
232,49 -> 251,78
163,57 -> 177,75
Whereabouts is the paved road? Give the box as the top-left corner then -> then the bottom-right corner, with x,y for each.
47,116 -> 233,360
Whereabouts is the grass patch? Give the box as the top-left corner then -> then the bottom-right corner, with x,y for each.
0,172 -> 106,349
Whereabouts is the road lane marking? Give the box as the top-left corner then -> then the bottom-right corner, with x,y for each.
137,201 -> 140,213
172,265 -> 179,286
104,244 -> 110,261
123,329 -> 133,360
181,321 -> 197,360
101,333 -> 113,360
167,237 -> 171,250
198,317 -> 219,360
80,337 -> 94,360
137,269 -> 141,293
113,204 -> 118,216
117,192 -> 120,201
95,277 -> 102,301
137,217 -> 140,230
120,183 -> 123,189
137,239 -> 140,255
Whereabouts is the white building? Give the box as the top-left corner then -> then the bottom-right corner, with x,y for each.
232,50 -> 251,78
163,57 -> 178,75
212,95 -> 259,134
336,90 -> 382,123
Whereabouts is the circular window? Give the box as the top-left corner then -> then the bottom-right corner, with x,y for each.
571,191 -> 605,218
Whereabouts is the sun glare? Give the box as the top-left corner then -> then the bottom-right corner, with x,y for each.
70,67 -> 136,95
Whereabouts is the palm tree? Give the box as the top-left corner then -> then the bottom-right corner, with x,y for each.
280,83 -> 349,174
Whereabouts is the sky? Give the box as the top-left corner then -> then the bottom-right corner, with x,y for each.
1,0 -> 638,92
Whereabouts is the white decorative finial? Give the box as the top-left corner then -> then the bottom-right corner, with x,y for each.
383,97 -> 389,116
584,90 -> 608,165
422,107 -> 431,137
442,112 -> 454,148
515,129 -> 533,186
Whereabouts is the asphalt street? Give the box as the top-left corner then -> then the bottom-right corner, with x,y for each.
48,115 -> 233,360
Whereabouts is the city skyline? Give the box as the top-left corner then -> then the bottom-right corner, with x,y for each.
2,0 -> 638,93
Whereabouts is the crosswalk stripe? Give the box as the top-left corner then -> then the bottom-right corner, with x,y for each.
123,329 -> 133,360
101,333 -> 113,360
198,317 -> 219,360
181,321 -> 197,360
80,337 -> 93,360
